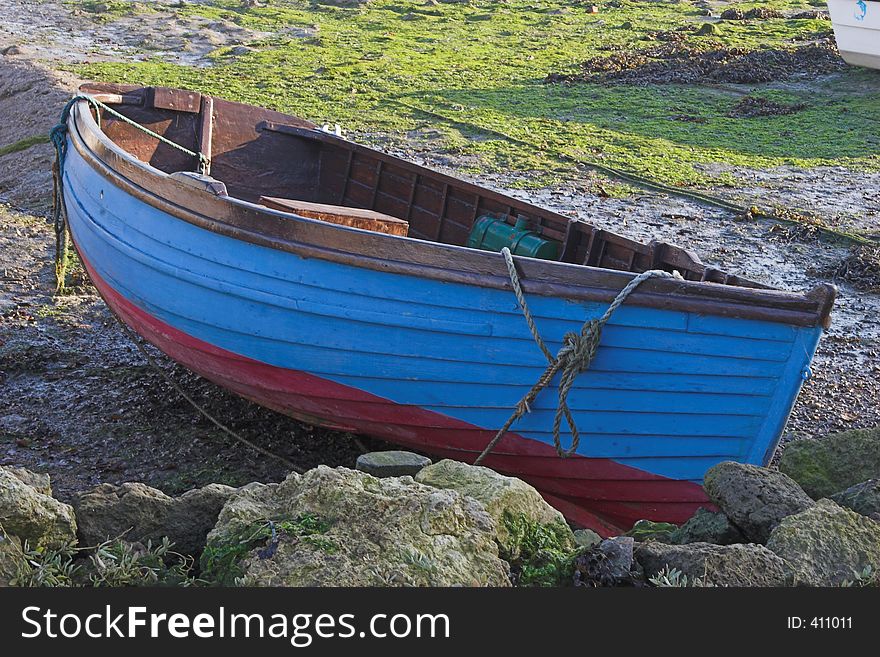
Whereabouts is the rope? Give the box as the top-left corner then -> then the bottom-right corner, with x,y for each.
50,94 -> 209,291
114,316 -> 302,473
392,100 -> 875,247
473,247 -> 682,465
49,94 -> 298,472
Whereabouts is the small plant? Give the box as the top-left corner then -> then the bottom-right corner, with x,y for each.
200,513 -> 331,586
841,565 -> 879,588
88,537 -> 199,587
648,566 -> 715,588
12,541 -> 81,587
501,512 -> 579,587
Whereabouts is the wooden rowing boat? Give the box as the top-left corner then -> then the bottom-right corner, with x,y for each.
57,83 -> 835,535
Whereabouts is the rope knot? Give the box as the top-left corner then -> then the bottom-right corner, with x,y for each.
558,320 -> 602,375
473,247 -> 682,465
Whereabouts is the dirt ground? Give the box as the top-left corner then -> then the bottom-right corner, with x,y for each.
1,1 -> 878,501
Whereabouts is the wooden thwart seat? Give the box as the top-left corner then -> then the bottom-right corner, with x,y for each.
259,197 -> 409,236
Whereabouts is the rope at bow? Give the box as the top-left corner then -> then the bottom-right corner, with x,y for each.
473,247 -> 682,465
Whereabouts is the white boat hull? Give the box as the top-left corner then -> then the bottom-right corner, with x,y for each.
828,0 -> 880,68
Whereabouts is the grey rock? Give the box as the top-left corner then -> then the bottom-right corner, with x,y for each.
355,451 -> 432,478
0,467 -> 77,550
779,428 -> 880,499
573,528 -> 601,549
74,482 -> 235,557
830,479 -> 880,520
574,537 -> 635,586
636,541 -> 791,587
671,508 -> 745,545
227,45 -> 253,57
205,466 -> 511,587
704,461 -> 814,543
767,499 -> 880,586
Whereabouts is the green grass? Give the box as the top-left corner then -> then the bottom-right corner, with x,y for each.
0,135 -> 49,157
71,0 -> 880,190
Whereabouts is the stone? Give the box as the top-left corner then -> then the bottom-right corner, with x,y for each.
227,45 -> 253,57
697,22 -> 718,35
703,461 -> 814,543
415,459 -> 573,559
6,467 -> 51,497
0,532 -> 29,586
626,519 -> 678,543
74,482 -> 235,557
573,528 -> 601,549
636,542 -> 791,587
670,508 -> 745,545
830,480 -> 880,520
0,467 -> 77,550
767,499 -> 880,586
779,428 -> 880,499
355,451 -> 432,478
574,536 -> 636,586
204,466 -> 511,587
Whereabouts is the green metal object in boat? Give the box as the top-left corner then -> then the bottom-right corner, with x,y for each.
467,215 -> 559,260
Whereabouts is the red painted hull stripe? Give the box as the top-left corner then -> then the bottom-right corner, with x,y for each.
78,251 -> 712,535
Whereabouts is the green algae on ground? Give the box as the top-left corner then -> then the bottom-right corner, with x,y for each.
200,514 -> 332,585
72,0 -> 880,190
0,135 -> 49,158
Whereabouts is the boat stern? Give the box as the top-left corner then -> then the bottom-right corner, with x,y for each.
828,0 -> 880,69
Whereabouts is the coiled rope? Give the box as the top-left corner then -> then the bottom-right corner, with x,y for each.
50,94 -> 209,291
473,247 -> 682,465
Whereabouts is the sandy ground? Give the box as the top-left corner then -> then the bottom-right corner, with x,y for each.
0,2 -> 878,501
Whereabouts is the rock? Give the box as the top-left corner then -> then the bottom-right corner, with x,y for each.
574,536 -> 636,586
703,462 -> 814,543
0,532 -> 29,586
204,466 -> 511,586
573,528 -> 601,549
415,459 -> 573,560
1,45 -> 22,56
779,428 -> 880,499
720,8 -> 744,20
355,451 -> 432,478
696,22 -> 718,35
74,482 -> 235,557
670,508 -> 745,545
830,480 -> 880,520
626,519 -> 678,543
636,542 -> 791,587
0,467 -> 76,550
227,45 -> 253,57
767,499 -> 880,586
6,467 -> 51,497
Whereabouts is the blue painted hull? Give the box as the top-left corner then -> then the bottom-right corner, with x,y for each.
61,96 -> 826,533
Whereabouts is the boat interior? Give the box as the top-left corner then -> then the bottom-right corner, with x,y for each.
79,83 -> 765,289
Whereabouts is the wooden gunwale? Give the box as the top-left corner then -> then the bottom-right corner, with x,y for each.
67,97 -> 835,329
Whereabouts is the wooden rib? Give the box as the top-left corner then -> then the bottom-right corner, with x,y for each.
197,96 -> 214,175
338,150 -> 354,204
369,159 -> 383,209
404,172 -> 419,221
434,182 -> 450,241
